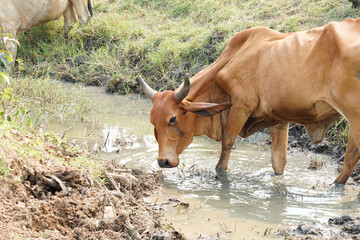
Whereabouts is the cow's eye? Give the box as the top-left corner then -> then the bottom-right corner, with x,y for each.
169,116 -> 176,126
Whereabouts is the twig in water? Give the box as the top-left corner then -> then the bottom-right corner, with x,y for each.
59,126 -> 73,139
220,222 -> 231,233
104,131 -> 110,147
199,194 -> 217,209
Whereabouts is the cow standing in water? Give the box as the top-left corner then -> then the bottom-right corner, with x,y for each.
0,0 -> 93,64
137,19 -> 360,184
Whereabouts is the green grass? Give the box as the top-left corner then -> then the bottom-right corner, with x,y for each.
0,120 -> 104,181
12,0 -> 359,144
16,0 -> 359,93
8,76 -> 92,123
0,156 -> 12,178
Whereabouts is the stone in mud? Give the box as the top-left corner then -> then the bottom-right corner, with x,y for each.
343,222 -> 360,234
328,215 -> 354,225
103,206 -> 116,222
152,231 -> 171,240
295,223 -> 323,236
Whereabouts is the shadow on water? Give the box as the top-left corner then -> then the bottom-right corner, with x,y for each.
49,85 -> 360,231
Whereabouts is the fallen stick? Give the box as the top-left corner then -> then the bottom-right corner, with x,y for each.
59,126 -> 73,139
110,190 -> 125,199
125,219 -> 141,239
104,132 -> 110,147
104,170 -> 121,193
49,175 -> 69,195
109,173 -> 137,188
113,168 -> 132,173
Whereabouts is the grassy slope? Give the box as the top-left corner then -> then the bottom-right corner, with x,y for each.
16,0 -> 359,93
12,0 -> 359,143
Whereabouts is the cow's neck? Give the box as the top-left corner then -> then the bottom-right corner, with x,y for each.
185,64 -> 230,141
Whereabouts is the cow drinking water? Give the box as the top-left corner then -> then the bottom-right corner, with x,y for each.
138,19 -> 360,184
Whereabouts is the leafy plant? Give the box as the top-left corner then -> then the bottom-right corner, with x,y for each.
0,156 -> 12,178
0,27 -> 19,82
0,29 -> 42,128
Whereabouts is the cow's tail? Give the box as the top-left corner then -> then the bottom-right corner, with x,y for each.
88,0 -> 93,16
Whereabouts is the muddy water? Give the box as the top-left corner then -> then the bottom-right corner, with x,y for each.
49,85 -> 360,238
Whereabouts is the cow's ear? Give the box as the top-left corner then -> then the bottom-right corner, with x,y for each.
180,100 -> 232,117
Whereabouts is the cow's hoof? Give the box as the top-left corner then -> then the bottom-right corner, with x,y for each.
215,169 -> 229,180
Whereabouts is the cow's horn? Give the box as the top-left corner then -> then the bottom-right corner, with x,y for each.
88,0 -> 93,16
174,73 -> 190,102
136,75 -> 157,100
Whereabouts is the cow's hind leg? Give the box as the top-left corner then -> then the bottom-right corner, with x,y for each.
335,130 -> 360,184
270,122 -> 289,175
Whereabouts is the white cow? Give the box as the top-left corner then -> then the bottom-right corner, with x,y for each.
0,0 -> 93,65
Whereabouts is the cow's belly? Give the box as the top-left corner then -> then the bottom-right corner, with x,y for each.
256,99 -> 338,124
15,0 -> 69,31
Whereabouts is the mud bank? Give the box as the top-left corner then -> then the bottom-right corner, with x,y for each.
0,122 -> 183,239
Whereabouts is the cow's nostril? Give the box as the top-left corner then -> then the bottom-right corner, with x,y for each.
158,159 -> 170,168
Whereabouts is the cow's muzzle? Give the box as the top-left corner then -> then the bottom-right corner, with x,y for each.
158,159 -> 170,168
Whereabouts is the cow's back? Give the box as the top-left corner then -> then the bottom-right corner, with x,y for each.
248,21 -> 360,123
0,0 -> 69,34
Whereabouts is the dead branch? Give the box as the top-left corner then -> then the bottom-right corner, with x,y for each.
104,170 -> 121,192
125,219 -> 141,239
109,172 -> 138,188
86,174 -> 94,187
59,126 -> 73,139
104,131 -> 110,147
113,168 -> 132,173
49,175 -> 69,195
110,190 -> 125,199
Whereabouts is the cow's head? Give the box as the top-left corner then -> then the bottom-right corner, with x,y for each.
71,0 -> 93,25
137,74 -> 232,168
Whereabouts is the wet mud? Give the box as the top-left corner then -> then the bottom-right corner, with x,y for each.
0,127 -> 182,239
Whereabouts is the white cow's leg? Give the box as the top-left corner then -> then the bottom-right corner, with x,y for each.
63,3 -> 77,33
216,106 -> 250,171
71,0 -> 91,25
270,122 -> 289,175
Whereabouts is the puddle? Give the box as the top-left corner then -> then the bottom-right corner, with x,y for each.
49,84 -> 360,238
147,188 -> 282,239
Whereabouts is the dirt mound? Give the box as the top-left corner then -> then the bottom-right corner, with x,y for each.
0,125 -> 182,239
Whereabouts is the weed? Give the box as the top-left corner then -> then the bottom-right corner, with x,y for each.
0,157 -> 12,178
308,156 -> 325,170
326,117 -> 349,144
68,155 -> 105,183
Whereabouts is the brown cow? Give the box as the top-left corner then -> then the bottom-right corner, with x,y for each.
0,0 -> 93,64
137,19 -> 360,184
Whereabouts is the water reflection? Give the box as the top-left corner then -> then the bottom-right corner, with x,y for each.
49,85 -> 360,228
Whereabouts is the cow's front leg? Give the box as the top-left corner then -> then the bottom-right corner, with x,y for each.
270,122 -> 289,175
216,107 -> 250,171
63,2 -> 77,33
